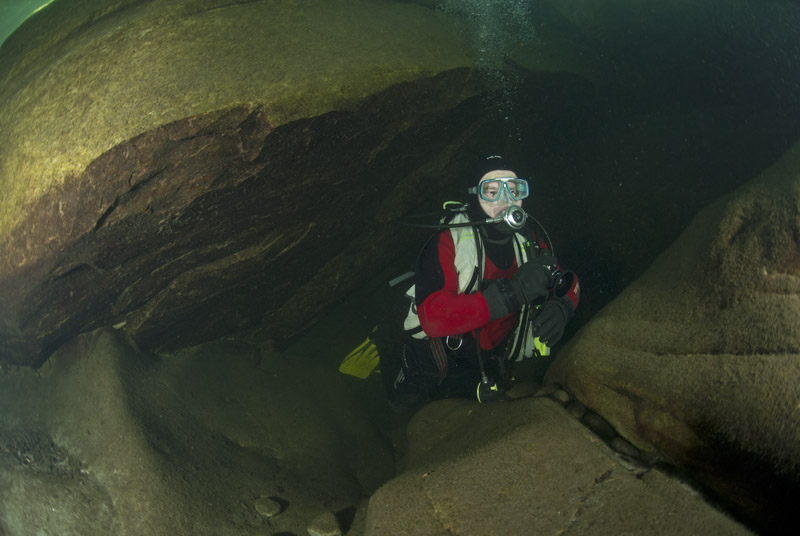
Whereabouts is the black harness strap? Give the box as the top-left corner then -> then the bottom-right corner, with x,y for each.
428,337 -> 449,384
505,234 -> 527,362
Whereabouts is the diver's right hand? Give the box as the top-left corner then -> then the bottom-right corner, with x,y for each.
509,258 -> 554,303
482,260 -> 553,320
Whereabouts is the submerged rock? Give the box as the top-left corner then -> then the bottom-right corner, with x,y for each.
365,397 -> 750,536
566,400 -> 586,419
307,510 -> 342,536
581,411 -> 616,441
546,141 -> 800,532
0,328 -> 393,535
550,388 -> 572,405
610,436 -> 640,458
254,496 -> 283,518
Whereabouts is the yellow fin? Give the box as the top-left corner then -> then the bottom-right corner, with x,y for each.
338,334 -> 380,379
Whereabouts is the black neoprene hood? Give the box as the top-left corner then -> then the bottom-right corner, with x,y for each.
468,154 -> 518,188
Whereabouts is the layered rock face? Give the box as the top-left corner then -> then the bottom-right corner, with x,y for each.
546,141 -> 800,531
3,0 -> 798,371
0,0 -> 491,367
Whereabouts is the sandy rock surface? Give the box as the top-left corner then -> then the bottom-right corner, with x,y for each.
0,329 -> 392,535
546,141 -> 800,531
365,396 -> 750,535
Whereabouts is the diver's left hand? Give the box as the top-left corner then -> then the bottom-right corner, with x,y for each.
532,297 -> 573,345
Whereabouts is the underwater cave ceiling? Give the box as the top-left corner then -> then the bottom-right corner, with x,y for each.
2,0 -> 800,368
0,0 -> 499,367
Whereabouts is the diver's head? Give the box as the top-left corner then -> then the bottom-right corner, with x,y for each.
467,154 -> 528,217
466,155 -> 529,232
474,169 -> 526,218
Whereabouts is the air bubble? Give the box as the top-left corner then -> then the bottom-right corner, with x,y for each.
442,0 -> 536,131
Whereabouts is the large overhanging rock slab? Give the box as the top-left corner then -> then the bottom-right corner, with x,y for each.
546,141 -> 800,531
0,0 -> 510,367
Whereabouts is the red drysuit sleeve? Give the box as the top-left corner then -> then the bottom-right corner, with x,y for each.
415,231 -> 492,338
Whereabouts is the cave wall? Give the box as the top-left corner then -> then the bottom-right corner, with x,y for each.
0,0 -> 499,366
3,0 -> 800,369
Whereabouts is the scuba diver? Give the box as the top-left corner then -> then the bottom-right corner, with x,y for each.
383,154 -> 580,408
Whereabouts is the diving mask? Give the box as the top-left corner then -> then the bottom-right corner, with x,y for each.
469,177 -> 529,203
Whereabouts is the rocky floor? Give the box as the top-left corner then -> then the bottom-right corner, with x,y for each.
0,319 -> 755,536
0,328 -> 396,535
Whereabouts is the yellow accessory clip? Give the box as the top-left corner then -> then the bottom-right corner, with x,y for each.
534,337 -> 550,357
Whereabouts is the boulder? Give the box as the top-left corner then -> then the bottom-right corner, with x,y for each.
0,328 -> 393,535
545,141 -> 800,531
364,397 -> 750,535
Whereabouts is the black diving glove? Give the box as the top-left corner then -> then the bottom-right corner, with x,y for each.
483,257 -> 556,320
532,296 -> 573,345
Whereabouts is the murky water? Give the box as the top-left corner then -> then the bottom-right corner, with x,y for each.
1,1 -> 799,534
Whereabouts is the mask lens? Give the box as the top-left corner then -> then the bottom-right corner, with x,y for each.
507,179 -> 528,200
480,180 -> 502,201
478,178 -> 528,202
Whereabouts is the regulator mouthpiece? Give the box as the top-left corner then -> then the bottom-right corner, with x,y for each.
489,206 -> 527,229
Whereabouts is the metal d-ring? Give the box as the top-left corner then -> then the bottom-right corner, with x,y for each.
445,335 -> 463,351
